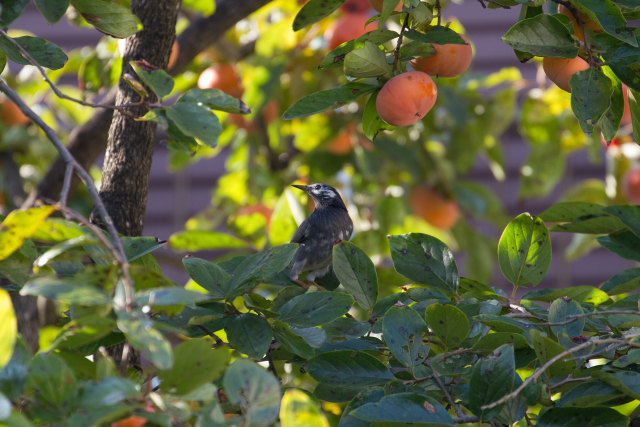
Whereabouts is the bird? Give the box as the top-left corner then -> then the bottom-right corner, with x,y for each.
289,183 -> 353,285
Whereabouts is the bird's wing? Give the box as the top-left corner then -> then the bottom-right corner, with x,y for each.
290,217 -> 310,244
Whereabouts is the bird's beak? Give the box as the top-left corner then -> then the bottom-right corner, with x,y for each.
292,184 -> 309,192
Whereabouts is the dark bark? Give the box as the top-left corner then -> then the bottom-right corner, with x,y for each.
91,0 -> 180,236
28,0 -> 274,204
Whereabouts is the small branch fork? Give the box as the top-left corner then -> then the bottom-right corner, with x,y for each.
0,79 -> 135,311
481,332 -> 640,411
550,0 -> 597,67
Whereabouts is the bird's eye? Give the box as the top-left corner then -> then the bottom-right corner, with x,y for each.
314,184 -> 321,190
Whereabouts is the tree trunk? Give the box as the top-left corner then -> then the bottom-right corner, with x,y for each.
92,0 -> 180,236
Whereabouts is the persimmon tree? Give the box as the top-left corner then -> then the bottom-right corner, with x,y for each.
1,0 -> 640,426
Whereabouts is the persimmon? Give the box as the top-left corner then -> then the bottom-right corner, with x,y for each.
197,63 -> 244,98
167,41 -> 179,69
111,415 -> 147,427
375,71 -> 437,126
369,0 -> 403,12
0,99 -> 30,126
557,4 -> 601,41
410,34 -> 472,78
622,166 -> 640,205
325,13 -> 376,50
327,129 -> 355,154
409,186 -> 460,230
542,56 -> 590,92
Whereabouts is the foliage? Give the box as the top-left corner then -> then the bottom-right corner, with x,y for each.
1,0 -> 640,425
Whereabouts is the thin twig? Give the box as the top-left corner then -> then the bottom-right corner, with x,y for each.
551,0 -> 596,67
435,0 -> 442,26
481,333 -> 640,410
425,361 -> 465,418
0,29 -> 158,115
392,13 -> 411,73
0,78 -> 135,310
60,163 -> 74,206
543,310 -> 640,327
453,415 -> 480,424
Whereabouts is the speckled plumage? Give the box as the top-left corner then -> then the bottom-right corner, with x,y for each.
290,183 -> 353,282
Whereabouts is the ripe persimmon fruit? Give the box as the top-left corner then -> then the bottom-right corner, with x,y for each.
369,0 -> 403,12
542,56 -> 590,92
111,415 -> 147,427
375,71 -> 437,126
621,85 -> 631,126
327,129 -> 355,155
197,63 -> 244,98
168,41 -> 179,69
325,13 -> 376,50
0,99 -> 30,126
409,186 -> 460,230
557,4 -> 601,41
410,34 -> 472,78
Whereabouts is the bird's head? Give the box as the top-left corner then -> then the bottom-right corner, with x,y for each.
292,183 -> 347,209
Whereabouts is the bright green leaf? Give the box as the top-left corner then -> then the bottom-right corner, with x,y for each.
498,213 -> 551,288
0,289 -> 16,369
169,230 -> 247,251
292,0 -> 345,31
332,241 -> 378,311
0,206 -> 55,261
502,14 -> 578,58
344,41 -> 390,78
282,82 -> 378,119
71,0 -> 142,38
425,303 -> 470,349
570,68 -> 613,134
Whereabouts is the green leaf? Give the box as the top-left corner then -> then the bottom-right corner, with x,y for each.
382,306 -> 427,367
32,218 -> 86,242
362,91 -> 393,140
34,0 -> 70,24
76,377 -> 138,407
537,406 -> 628,427
388,233 -> 459,293
602,205 -> 640,238
522,286 -> 609,305
179,88 -> 250,114
404,27 -> 467,45
344,41 -> 390,78
117,311 -> 173,370
601,268 -> 640,295
425,303 -> 470,349
269,189 -> 299,246
0,337 -> 29,400
122,236 -> 167,261
292,0 -> 345,31
307,350 -> 394,387
0,0 -> 29,26
0,289 -> 16,369
272,321 -> 315,359
182,256 -> 230,299
130,61 -> 174,98
540,202 -> 625,234
226,244 -> 298,299
169,230 -> 247,251
332,241 -> 378,311
223,359 -> 280,427
498,213 -> 551,288
501,14 -> 578,58
607,45 -> 640,92
26,353 -> 77,410
350,393 -> 454,425
556,380 -> 623,407
164,96 -> 222,148
570,68 -> 613,134
277,292 -> 354,328
71,0 -> 142,38
549,298 -> 584,338
473,332 -> 529,353
20,277 -> 110,305
598,67 -> 624,142
597,231 -> 640,261
573,0 -> 637,46
135,287 -> 209,308
159,339 -> 229,395
0,206 -> 55,260
468,344 -> 515,421
529,329 -> 574,379
598,370 -> 640,399
319,29 -> 399,69
282,82 -> 377,119
225,313 -> 273,359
